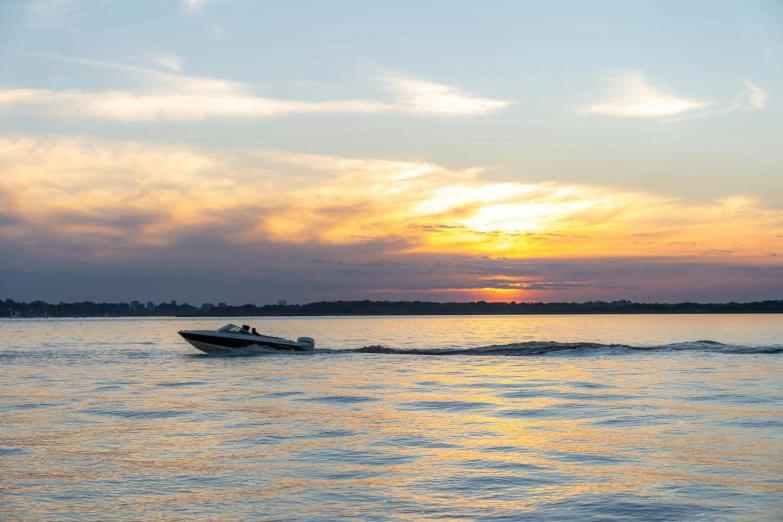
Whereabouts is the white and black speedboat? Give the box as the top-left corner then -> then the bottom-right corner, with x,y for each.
178,323 -> 315,355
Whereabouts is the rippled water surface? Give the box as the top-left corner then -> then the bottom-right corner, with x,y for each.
2,315 -> 782,520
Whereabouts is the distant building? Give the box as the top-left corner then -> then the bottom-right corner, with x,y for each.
201,303 -> 214,311
217,302 -> 227,308
278,300 -> 287,306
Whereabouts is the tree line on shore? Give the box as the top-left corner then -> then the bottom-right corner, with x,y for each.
2,298 -> 782,318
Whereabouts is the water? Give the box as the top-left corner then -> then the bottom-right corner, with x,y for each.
1,315 -> 782,520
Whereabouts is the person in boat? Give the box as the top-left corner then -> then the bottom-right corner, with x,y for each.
241,324 -> 262,336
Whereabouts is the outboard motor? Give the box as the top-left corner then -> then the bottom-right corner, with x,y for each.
297,337 -> 315,349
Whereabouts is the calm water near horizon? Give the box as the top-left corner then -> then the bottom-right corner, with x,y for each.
1,314 -> 782,520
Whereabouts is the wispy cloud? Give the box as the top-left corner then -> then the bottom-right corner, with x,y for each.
581,70 -> 710,118
744,81 -> 768,110
384,77 -> 514,116
143,52 -> 183,72
0,86 -> 390,121
182,0 -> 208,12
725,81 -> 770,113
180,0 -> 226,34
0,59 -> 513,121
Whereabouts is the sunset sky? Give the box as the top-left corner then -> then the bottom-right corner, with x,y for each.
1,0 -> 781,304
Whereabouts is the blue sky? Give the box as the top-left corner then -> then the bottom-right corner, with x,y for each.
0,0 -> 781,304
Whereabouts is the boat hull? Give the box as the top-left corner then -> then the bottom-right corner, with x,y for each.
179,331 -> 312,355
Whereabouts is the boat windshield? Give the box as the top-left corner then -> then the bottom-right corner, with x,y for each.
217,323 -> 286,339
217,324 -> 252,335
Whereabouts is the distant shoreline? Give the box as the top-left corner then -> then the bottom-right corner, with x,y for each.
3,298 -> 782,318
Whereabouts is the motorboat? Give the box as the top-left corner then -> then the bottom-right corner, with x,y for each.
178,323 -> 315,355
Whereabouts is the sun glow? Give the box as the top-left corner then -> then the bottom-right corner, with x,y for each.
460,201 -> 597,234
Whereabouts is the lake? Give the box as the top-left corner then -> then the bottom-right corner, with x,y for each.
1,314 -> 782,520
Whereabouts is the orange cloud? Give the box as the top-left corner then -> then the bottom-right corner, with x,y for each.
1,136 -> 781,265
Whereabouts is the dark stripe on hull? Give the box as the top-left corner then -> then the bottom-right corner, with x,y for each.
179,332 -> 307,352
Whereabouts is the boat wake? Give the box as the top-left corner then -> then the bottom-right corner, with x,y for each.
331,340 -> 783,356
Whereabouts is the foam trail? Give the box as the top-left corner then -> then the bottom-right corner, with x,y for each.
317,340 -> 783,356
